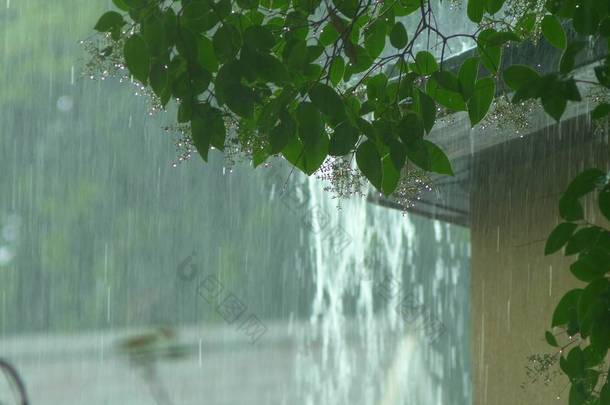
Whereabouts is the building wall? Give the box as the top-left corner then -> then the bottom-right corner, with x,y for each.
470,119 -> 610,404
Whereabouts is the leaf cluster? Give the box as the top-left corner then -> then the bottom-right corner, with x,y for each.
91,0 -> 609,195
544,169 -> 610,405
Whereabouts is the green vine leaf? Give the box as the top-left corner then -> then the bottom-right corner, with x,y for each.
541,14 -> 567,49
124,34 -> 150,84
467,77 -> 495,126
94,11 -> 125,33
309,83 -> 345,119
413,51 -> 438,75
552,289 -> 582,328
545,331 -> 558,347
545,222 -> 578,255
407,140 -> 454,175
356,140 -> 383,190
467,0 -> 485,23
389,22 -> 408,49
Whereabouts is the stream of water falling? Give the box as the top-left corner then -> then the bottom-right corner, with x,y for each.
294,175 -> 471,405
290,5 -> 476,401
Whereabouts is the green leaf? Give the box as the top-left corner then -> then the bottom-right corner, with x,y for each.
570,251 -> 610,282
592,103 -> 610,119
467,0 -> 485,23
565,169 -> 605,200
398,0 -> 420,14
599,17 -> 610,37
485,0 -> 505,14
216,64 -> 256,117
426,78 -> 467,111
381,154 -> 401,195
296,102 -> 323,146
94,11 -> 125,32
253,53 -> 289,84
309,83 -> 345,119
552,289 -> 583,327
477,29 -> 502,73
601,380 -> 610,403
178,99 -> 193,123
583,345 -> 606,368
565,346 -> 585,379
197,37 -> 219,73
329,122 -> 359,155
542,14 -> 567,49
191,105 -> 226,162
356,141 -> 383,190
141,15 -> 167,56
149,62 -> 169,98
387,138 -> 407,170
365,74 -> 387,102
595,64 -> 610,88
364,21 -> 386,58
545,222 -> 578,255
577,278 -> 610,338
112,0 -> 130,11
573,0 -> 600,35
228,84 -> 256,117
418,90 -> 436,133
348,46 -> 374,74
284,11 -> 309,40
244,25 -> 275,51
123,0 -> 146,8
190,115 -> 211,161
599,187 -> 610,220
294,0 -> 320,13
502,65 -> 540,90
590,320 -> 610,352
213,24 -> 241,62
319,23 -> 340,46
559,196 -> 584,221
398,112 -> 424,146
330,57 -> 345,86
486,31 -> 521,46
269,112 -> 296,154
541,88 -> 567,121
564,227 -> 605,256
432,71 -> 461,93
282,132 -> 329,175
560,41 -> 587,74
332,0 -> 359,18
413,51 -> 438,75
467,77 -> 495,126
182,2 -> 219,33
545,331 -> 558,347
407,140 -> 454,175
568,382 -> 588,405
236,0 -> 260,9
458,57 -> 479,101
307,45 -> 325,63
124,34 -> 150,84
284,40 -> 308,71
390,22 -> 408,49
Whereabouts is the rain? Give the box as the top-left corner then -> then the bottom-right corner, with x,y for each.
0,0 -> 608,405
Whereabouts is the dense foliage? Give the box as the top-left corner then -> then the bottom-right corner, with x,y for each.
544,169 -> 610,404
91,0 -> 607,198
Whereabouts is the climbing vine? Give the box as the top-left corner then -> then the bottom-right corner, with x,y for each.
543,169 -> 610,404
